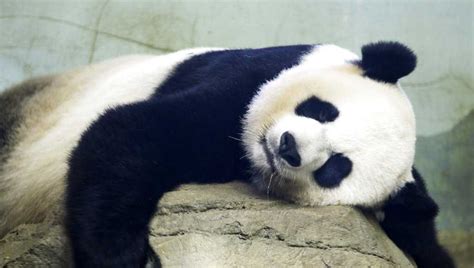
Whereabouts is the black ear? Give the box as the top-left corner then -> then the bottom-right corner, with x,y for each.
359,41 -> 417,84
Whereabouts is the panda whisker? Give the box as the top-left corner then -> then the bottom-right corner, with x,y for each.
266,172 -> 276,199
278,177 -> 285,188
240,153 -> 252,160
228,135 -> 242,142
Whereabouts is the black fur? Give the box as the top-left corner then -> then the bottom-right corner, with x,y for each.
359,41 -> 417,84
380,168 -> 455,268
295,96 -> 339,123
65,45 -> 312,267
312,153 -> 352,188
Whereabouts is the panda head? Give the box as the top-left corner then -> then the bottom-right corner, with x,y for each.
242,41 -> 417,207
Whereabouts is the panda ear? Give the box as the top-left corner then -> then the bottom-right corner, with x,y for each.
358,41 -> 417,84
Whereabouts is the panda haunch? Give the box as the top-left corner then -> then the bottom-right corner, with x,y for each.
0,42 -> 453,267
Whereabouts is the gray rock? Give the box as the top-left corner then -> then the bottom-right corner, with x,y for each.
0,182 -> 415,267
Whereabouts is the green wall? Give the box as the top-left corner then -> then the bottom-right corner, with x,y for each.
1,0 -> 472,232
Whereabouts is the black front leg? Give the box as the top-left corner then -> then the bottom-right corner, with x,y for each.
66,151 -> 168,267
65,107 -> 178,267
64,89 -> 246,267
380,168 -> 454,268
66,169 -> 165,267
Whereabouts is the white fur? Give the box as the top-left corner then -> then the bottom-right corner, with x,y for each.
243,44 -> 416,207
0,48 -> 218,235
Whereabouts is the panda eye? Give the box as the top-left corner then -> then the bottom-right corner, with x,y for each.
295,96 -> 339,123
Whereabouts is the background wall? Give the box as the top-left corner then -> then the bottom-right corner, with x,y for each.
1,0 -> 472,265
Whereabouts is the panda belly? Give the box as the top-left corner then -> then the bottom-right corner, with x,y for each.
0,49 -> 214,236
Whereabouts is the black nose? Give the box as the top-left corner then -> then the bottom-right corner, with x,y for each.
278,131 -> 301,167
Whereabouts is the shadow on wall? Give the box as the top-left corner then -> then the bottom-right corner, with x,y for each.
416,111 -> 474,267
416,111 -> 473,231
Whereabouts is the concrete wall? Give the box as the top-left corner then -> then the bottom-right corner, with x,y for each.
1,0 -> 472,232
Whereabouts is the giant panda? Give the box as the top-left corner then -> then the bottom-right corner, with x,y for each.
0,42 -> 453,267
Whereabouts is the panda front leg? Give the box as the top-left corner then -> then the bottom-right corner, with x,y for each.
66,168 -> 165,267
380,168 -> 455,268
65,156 -> 168,267
65,108 -> 177,267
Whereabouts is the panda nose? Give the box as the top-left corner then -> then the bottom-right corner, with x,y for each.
278,131 -> 301,167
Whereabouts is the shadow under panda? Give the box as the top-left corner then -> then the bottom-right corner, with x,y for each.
0,42 -> 454,268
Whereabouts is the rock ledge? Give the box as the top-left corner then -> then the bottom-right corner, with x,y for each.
0,182 -> 414,267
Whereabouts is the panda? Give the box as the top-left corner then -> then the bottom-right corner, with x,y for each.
0,42 -> 453,267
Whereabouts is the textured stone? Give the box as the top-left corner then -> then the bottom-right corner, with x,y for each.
0,182 -> 414,267
0,223 -> 68,267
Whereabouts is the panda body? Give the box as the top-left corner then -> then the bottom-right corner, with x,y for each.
0,43 -> 453,267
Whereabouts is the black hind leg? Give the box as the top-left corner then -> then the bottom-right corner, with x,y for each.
380,168 -> 454,268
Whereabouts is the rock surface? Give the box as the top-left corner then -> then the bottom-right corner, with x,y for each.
0,182 -> 414,267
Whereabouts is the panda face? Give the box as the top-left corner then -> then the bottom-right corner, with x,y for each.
242,43 -> 417,207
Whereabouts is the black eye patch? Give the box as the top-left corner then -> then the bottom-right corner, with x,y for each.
295,96 -> 339,123
313,153 -> 352,188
